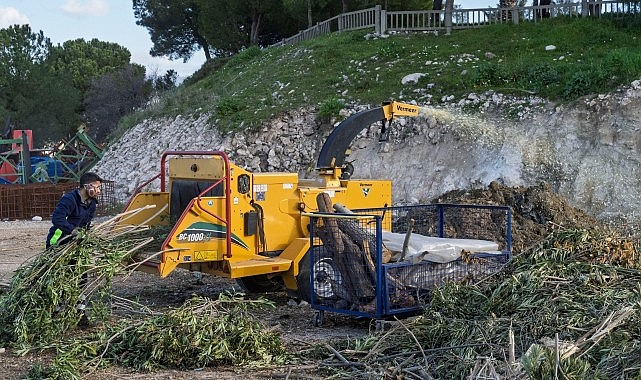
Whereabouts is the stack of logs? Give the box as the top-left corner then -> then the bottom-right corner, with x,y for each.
314,193 -> 414,311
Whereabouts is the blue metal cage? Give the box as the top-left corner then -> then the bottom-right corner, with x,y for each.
307,204 -> 511,324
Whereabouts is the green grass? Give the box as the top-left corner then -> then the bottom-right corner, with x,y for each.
115,14 -> 641,138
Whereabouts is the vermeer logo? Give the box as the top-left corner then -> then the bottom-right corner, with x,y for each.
361,187 -> 371,197
395,104 -> 416,112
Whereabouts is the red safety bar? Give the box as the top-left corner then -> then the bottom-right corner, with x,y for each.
159,151 -> 233,259
120,172 -> 161,212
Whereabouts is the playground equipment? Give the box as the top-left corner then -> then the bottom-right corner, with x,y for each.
0,126 -> 103,185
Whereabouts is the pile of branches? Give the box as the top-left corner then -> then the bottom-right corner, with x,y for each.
312,228 -> 641,379
0,208 -> 289,379
29,294 -> 288,379
0,213 -> 154,347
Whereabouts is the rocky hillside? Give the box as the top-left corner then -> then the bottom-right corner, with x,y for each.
93,79 -> 641,231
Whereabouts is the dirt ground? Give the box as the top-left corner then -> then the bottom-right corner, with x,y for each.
0,220 -> 370,380
0,182 -> 611,379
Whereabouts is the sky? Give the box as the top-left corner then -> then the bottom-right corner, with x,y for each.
0,0 -> 206,80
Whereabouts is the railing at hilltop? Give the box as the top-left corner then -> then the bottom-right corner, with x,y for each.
274,0 -> 639,46
276,6 -> 381,46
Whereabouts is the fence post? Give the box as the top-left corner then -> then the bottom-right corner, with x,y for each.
375,5 -> 381,33
445,0 -> 453,35
381,9 -> 387,34
338,13 -> 344,31
512,8 -> 519,24
581,0 -> 588,16
20,131 -> 31,184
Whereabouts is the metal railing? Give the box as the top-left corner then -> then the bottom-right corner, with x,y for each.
275,0 -> 639,46
275,6 -> 382,46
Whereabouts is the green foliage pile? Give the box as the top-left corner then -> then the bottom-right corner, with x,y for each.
126,15 -> 641,136
28,294 -> 288,379
318,228 -> 641,379
0,223 -> 153,348
0,213 -> 288,378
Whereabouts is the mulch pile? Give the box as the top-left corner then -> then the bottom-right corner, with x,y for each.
432,181 -> 602,253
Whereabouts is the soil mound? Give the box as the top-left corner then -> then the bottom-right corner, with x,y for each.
431,181 -> 601,253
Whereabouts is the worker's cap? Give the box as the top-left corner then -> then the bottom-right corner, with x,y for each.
79,172 -> 104,185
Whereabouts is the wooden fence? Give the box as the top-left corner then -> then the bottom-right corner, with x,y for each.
275,1 -> 640,46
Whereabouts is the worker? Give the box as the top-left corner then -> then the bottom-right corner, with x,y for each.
45,172 -> 103,249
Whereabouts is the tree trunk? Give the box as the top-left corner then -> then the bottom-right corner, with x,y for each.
432,0 -> 443,25
445,0 -> 454,34
199,39 -> 211,61
316,193 -> 376,304
250,12 -> 263,45
538,0 -> 552,18
308,0 -> 313,28
342,0 -> 349,13
588,0 -> 601,16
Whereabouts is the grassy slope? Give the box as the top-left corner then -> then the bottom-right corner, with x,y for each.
117,15 -> 641,138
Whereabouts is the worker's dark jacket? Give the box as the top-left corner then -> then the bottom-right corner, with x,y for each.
46,189 -> 96,248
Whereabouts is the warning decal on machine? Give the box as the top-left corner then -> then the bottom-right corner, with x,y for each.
195,250 -> 219,261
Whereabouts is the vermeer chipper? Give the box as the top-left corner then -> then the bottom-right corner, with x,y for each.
118,101 -> 511,308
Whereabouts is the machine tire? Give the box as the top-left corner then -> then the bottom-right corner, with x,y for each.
296,247 -> 343,302
236,274 -> 283,294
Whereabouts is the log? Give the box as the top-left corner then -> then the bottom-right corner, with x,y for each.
315,193 -> 376,302
335,201 -> 405,299
340,234 -> 375,298
317,196 -> 416,308
400,219 -> 415,261
362,239 -> 403,289
314,226 -> 355,303
333,203 -> 353,214
317,193 -> 344,253
362,239 -> 392,264
333,203 -> 390,263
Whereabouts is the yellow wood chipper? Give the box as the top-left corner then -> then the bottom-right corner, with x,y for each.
119,101 -> 422,299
